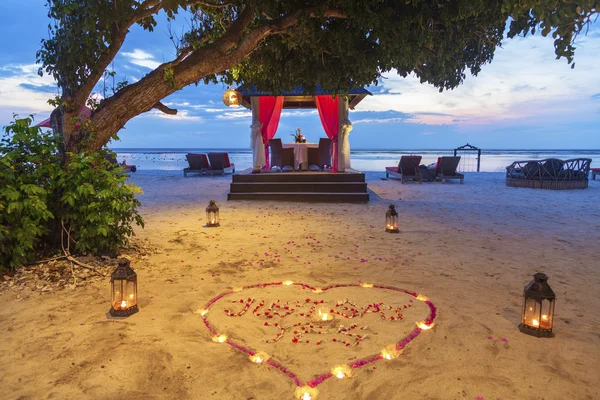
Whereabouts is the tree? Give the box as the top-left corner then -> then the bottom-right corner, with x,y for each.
37,0 -> 598,154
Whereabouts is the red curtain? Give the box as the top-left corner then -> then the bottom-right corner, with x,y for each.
315,95 -> 339,172
259,96 -> 285,169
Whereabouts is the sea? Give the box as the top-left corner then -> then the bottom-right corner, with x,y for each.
111,148 -> 600,173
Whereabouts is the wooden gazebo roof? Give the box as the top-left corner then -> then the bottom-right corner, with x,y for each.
237,84 -> 371,110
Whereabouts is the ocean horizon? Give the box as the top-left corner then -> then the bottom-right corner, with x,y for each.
111,147 -> 600,173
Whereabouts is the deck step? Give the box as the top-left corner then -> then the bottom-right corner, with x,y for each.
227,192 -> 370,203
232,170 -> 365,183
230,182 -> 367,193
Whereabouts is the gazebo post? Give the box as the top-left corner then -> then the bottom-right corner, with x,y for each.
250,96 -> 264,173
337,96 -> 352,172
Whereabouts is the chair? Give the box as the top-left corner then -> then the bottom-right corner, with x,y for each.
207,152 -> 235,175
184,153 -> 210,177
385,156 -> 422,183
307,148 -> 321,171
318,138 -> 332,169
280,148 -> 296,172
270,138 -> 283,169
436,156 -> 464,184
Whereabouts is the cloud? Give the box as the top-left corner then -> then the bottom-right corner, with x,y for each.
592,93 -> 600,100
0,63 -> 56,122
216,111 -> 252,120
143,109 -> 203,121
121,49 -> 161,69
353,117 -> 406,124
358,33 -> 600,126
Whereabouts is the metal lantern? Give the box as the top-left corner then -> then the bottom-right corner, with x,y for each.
385,204 -> 399,233
206,200 -> 220,227
519,272 -> 555,337
110,258 -> 138,317
222,88 -> 241,107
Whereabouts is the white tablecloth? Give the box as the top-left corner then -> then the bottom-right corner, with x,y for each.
282,143 -> 318,168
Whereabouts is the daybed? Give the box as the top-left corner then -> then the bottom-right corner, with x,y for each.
505,158 -> 591,190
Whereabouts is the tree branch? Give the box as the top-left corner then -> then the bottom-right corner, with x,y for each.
153,101 -> 178,115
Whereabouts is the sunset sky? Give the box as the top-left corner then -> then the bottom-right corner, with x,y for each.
1,1 -> 599,149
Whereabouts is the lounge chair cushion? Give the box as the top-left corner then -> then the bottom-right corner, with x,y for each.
385,167 -> 399,173
223,153 -> 232,168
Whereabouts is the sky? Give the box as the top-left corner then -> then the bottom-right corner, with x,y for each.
1,1 -> 599,150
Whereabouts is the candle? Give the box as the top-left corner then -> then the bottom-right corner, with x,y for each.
531,319 -> 539,327
295,386 -> 318,400
381,344 -> 403,360
120,300 -> 127,309
416,294 -> 429,301
249,351 -> 270,363
416,321 -> 433,330
360,282 -> 373,288
541,315 -> 548,321
212,334 -> 227,343
331,364 -> 352,379
283,280 -> 294,286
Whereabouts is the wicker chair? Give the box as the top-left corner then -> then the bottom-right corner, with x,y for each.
506,158 -> 591,190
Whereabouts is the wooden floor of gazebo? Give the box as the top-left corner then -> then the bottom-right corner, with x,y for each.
227,168 -> 369,202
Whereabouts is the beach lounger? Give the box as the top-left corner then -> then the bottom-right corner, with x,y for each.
385,156 -> 422,183
436,156 -> 464,184
184,153 -> 210,177
106,152 -> 137,173
207,152 -> 236,175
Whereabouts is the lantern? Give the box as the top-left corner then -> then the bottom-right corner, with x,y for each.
519,272 -> 555,337
222,88 -> 241,107
385,204 -> 399,233
206,200 -> 220,227
109,258 -> 138,317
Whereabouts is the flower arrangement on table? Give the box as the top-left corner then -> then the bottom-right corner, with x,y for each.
291,128 -> 306,143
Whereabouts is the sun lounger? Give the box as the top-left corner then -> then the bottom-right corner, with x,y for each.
385,156 -> 422,183
207,152 -> 236,175
184,153 -> 210,177
436,156 -> 463,184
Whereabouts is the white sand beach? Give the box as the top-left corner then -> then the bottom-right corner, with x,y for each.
1,171 -> 599,400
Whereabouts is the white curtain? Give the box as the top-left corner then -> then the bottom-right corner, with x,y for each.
250,121 -> 265,169
340,121 -> 352,170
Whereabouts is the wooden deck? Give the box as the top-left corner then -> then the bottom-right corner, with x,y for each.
227,168 -> 369,202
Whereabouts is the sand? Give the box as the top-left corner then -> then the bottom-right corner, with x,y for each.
1,171 -> 599,400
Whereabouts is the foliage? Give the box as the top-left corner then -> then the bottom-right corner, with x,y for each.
0,117 -> 144,270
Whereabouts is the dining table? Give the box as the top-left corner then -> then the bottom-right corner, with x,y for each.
282,142 -> 319,170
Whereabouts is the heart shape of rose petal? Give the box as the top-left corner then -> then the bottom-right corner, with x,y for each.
200,282 -> 436,399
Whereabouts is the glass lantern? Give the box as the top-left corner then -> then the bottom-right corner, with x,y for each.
519,272 -> 555,337
110,258 -> 138,317
385,204 -> 399,233
222,88 -> 241,107
206,200 -> 220,227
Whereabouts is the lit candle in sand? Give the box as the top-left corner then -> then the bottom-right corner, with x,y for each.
295,386 -> 318,400
283,280 -> 294,286
416,321 -> 434,330
331,364 -> 352,379
195,308 -> 208,316
315,306 -> 334,322
416,294 -> 429,302
381,344 -> 403,360
232,287 -> 243,292
249,351 -> 270,364
312,288 -> 323,293
360,282 -> 373,288
212,334 -> 227,343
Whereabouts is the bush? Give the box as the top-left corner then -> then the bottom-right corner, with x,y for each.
0,116 -> 144,270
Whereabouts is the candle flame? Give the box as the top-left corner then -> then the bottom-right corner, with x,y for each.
312,288 -> 323,293
212,334 -> 227,343
541,315 -> 548,321
381,344 -> 403,360
321,314 -> 328,321
416,294 -> 429,302
331,364 -> 352,379
194,308 -> 208,316
295,386 -> 318,400
532,319 -> 539,327
120,300 -> 127,309
416,321 -> 434,330
360,282 -> 373,288
232,287 -> 243,292
283,280 -> 294,286
249,351 -> 270,364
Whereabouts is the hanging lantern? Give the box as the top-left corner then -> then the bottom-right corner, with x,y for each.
519,273 -> 555,337
109,258 -> 138,317
206,200 -> 220,227
222,88 -> 241,107
385,204 -> 399,233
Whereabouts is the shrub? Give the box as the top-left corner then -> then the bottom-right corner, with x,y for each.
0,116 -> 144,270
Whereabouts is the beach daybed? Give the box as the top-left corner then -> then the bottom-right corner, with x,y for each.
385,156 -> 422,183
184,153 -> 210,177
505,158 -> 591,190
207,152 -> 236,175
591,168 -> 599,180
436,156 -> 463,184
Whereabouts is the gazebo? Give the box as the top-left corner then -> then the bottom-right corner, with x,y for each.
227,85 -> 372,202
